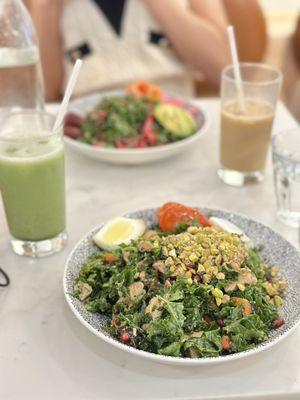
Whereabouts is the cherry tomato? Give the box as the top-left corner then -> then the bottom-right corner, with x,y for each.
157,202 -> 212,232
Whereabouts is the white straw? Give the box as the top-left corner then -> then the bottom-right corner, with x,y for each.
53,59 -> 82,132
227,26 -> 245,112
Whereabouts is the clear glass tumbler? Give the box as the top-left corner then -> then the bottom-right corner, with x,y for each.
272,128 -> 300,227
218,63 -> 282,187
0,110 -> 67,257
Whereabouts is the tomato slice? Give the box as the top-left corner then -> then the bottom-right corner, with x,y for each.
157,202 -> 212,232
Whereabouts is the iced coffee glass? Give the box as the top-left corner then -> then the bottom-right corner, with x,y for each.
218,63 -> 282,186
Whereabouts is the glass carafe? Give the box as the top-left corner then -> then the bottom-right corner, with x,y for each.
0,0 -> 44,112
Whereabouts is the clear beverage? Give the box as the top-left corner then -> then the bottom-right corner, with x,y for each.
0,47 -> 44,111
272,129 -> 300,227
0,111 -> 67,257
0,0 -> 44,112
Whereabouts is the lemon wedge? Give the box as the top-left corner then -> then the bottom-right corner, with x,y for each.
92,217 -> 146,250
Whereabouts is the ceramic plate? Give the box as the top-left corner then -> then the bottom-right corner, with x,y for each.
65,92 -> 209,165
64,208 -> 300,366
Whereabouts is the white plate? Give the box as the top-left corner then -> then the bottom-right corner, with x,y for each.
63,207 -> 300,366
65,92 -> 209,165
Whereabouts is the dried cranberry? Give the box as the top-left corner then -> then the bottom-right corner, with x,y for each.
216,317 -> 225,327
204,315 -> 212,324
273,317 -> 285,329
120,331 -> 130,343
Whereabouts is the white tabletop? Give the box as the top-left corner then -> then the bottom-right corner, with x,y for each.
0,99 -> 299,400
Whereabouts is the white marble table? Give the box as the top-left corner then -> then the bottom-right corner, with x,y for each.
0,99 -> 299,400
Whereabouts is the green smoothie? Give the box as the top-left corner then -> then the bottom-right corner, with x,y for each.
0,138 -> 66,241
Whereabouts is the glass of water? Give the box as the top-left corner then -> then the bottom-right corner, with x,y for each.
272,128 -> 300,227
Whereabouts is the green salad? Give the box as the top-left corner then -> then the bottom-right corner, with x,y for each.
64,95 -> 198,149
74,224 -> 287,358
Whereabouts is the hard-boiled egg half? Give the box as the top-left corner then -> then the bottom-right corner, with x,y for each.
93,217 -> 146,250
209,217 -> 252,247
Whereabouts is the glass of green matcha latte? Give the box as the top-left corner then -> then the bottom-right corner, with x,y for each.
0,110 -> 67,257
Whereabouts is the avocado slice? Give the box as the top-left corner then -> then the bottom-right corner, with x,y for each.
154,104 -> 197,138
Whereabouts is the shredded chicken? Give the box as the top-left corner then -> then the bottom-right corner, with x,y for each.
145,296 -> 163,319
129,282 -> 145,300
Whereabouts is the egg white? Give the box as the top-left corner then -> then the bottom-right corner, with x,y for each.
209,217 -> 252,247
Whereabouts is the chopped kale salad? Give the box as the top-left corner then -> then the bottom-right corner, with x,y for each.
73,203 -> 287,358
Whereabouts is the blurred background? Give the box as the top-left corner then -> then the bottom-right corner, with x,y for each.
23,0 -> 300,120
261,0 -> 300,120
197,0 -> 300,119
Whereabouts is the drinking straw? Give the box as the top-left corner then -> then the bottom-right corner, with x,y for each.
227,26 -> 245,112
53,59 -> 82,132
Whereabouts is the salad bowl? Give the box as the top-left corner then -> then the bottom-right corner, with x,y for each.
64,207 -> 300,366
65,91 -> 209,165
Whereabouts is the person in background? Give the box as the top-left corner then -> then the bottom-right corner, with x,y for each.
24,0 -> 266,101
282,15 -> 300,121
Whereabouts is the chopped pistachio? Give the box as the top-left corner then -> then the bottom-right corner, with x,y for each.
237,283 -> 245,292
210,247 -> 219,255
274,295 -> 283,307
216,298 -> 222,306
168,249 -> 176,258
187,226 -> 199,234
215,255 -> 222,266
270,266 -> 278,277
203,274 -> 212,284
203,260 -> 212,269
197,264 -> 205,272
189,253 -> 198,263
186,277 -> 193,285
211,288 -> 224,298
152,240 -> 160,248
263,282 -> 278,296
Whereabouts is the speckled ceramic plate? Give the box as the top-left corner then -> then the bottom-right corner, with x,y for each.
63,208 -> 300,366
65,91 -> 209,165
